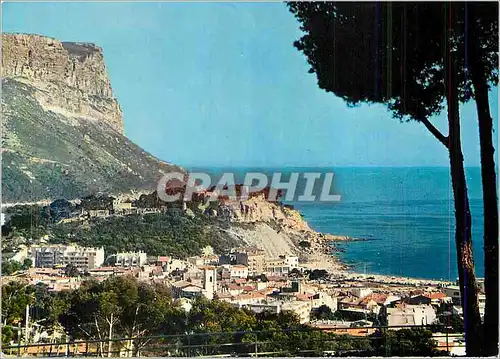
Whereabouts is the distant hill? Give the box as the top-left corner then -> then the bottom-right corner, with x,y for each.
1,34 -> 182,202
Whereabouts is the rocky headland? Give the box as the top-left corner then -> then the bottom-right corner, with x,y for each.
2,33 -> 183,202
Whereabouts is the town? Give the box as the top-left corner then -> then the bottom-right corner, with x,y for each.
3,233 -> 479,356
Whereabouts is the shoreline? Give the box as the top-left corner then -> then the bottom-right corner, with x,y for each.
303,238 -> 454,287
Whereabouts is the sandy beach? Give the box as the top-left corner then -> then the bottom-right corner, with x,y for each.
303,247 -> 454,288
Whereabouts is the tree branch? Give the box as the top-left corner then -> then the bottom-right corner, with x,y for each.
419,117 -> 449,148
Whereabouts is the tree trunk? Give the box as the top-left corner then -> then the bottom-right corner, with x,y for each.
466,5 -> 499,355
446,29 -> 482,355
107,313 -> 113,358
473,77 -> 499,357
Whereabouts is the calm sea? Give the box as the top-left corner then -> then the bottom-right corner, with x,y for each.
188,166 -> 485,280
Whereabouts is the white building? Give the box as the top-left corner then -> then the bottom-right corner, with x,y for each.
312,292 -> 338,312
239,299 -> 312,324
115,251 -> 147,267
220,264 -> 249,279
266,255 -> 300,276
201,266 -> 217,300
387,304 -> 437,329
187,255 -> 219,266
351,287 -> 373,298
284,256 -> 299,270
443,285 -> 462,305
160,257 -> 188,273
30,244 -> 104,271
242,303 -> 281,314
282,300 -> 313,324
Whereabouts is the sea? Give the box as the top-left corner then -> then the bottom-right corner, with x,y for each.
188,166 -> 485,281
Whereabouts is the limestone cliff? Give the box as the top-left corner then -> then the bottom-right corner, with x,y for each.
2,33 -> 123,133
2,33 -> 182,202
205,195 -> 347,264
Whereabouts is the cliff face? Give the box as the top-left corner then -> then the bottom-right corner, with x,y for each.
204,195 -> 345,261
2,34 -> 123,133
2,33 -> 182,202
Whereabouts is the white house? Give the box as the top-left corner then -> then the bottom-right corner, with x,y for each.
387,304 -> 437,329
115,251 -> 147,267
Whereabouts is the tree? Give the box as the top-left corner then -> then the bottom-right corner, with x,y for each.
308,269 -> 328,281
464,4 -> 499,355
64,264 -> 81,277
60,278 -> 123,356
21,258 -> 32,270
370,328 -> 438,356
59,276 -> 182,356
289,268 -> 303,278
298,240 -> 311,249
1,282 -> 35,326
312,304 -> 334,320
287,3 -> 490,354
2,260 -> 22,275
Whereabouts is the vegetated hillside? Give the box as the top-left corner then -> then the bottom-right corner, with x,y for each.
2,193 -> 338,261
2,33 -> 182,203
50,213 -> 240,258
3,205 -> 239,259
2,78 -> 181,202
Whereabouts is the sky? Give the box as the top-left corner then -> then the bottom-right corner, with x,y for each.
3,2 -> 498,167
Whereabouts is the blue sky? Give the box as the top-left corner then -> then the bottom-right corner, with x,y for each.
3,2 -> 498,167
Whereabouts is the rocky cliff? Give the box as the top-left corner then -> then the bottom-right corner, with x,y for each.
2,34 -> 123,133
2,33 -> 182,202
203,195 -> 347,265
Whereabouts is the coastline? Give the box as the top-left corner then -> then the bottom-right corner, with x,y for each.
303,235 -> 454,287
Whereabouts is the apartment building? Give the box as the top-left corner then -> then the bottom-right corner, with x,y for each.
30,244 -> 105,271
220,247 -> 267,275
265,255 -> 299,276
116,251 -> 147,267
220,264 -> 249,279
282,300 -> 313,324
386,304 -> 437,328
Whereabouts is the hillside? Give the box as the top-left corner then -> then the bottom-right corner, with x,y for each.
1,34 -> 182,202
1,34 -> 345,268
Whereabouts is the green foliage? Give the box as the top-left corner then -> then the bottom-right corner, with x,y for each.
433,303 -> 464,333
6,204 -> 52,230
2,78 -> 183,202
3,210 -> 236,259
2,277 -> 440,356
64,264 -> 81,277
3,258 -> 33,275
3,201 -> 239,262
288,3 -> 498,121
48,213 -> 220,257
436,313 -> 464,333
60,276 -> 180,343
2,260 -> 21,275
369,328 -> 438,356
307,269 -> 329,281
312,304 -> 334,320
1,282 -> 36,327
81,195 -> 114,211
299,240 -> 311,249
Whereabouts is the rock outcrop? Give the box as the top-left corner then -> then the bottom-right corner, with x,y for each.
2,33 -> 123,133
205,195 -> 347,262
2,33 -> 182,202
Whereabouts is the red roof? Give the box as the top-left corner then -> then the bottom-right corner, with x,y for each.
424,292 -> 447,299
296,293 -> 313,301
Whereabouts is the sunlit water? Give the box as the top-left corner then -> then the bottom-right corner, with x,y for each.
190,166 -> 485,280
